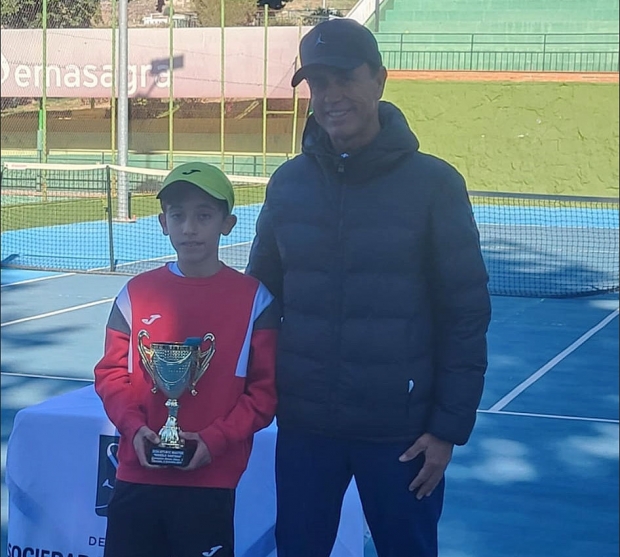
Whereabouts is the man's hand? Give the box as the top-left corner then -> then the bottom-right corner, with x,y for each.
179,431 -> 212,471
133,425 -> 162,469
399,433 -> 454,500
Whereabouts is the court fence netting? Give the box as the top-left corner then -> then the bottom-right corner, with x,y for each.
1,161 -> 618,299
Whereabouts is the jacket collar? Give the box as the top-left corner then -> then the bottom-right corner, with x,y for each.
301,101 -> 420,182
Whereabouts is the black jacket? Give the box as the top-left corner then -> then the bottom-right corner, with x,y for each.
247,101 -> 491,445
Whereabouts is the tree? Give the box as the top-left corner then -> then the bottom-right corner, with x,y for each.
0,0 -> 101,29
191,0 -> 257,27
257,0 -> 294,8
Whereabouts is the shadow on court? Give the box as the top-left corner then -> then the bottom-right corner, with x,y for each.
1,268 -> 618,557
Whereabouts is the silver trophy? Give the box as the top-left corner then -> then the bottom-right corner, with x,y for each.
137,330 -> 215,466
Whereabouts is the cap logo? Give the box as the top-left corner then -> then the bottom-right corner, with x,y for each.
315,34 -> 326,46
182,169 -> 201,175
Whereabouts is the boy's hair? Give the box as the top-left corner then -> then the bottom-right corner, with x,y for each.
159,181 -> 230,216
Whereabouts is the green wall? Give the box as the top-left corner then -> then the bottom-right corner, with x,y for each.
384,80 -> 619,197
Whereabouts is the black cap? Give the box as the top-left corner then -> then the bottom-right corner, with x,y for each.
291,18 -> 383,87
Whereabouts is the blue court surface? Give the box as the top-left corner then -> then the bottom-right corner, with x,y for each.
1,266 -> 618,557
2,199 -> 618,298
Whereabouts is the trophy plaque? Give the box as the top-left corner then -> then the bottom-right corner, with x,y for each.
137,330 -> 215,466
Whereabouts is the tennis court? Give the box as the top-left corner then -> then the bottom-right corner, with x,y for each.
2,163 -> 619,556
1,181 -> 619,556
2,264 -> 618,557
2,188 -> 618,297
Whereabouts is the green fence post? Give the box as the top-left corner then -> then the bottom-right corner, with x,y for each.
168,3 -> 175,169
106,165 -> 116,272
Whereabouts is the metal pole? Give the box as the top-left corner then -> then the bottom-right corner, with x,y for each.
40,0 -> 48,199
291,22 -> 302,156
117,0 -> 129,220
168,3 -> 174,169
111,0 -> 117,165
40,0 -> 48,164
106,165 -> 117,271
220,0 -> 226,170
262,3 -> 268,177
374,0 -> 380,33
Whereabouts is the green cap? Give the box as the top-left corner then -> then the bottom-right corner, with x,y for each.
157,162 -> 235,212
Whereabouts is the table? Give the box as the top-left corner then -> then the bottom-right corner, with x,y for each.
6,385 -> 365,557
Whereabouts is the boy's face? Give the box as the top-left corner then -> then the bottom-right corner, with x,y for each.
158,183 -> 236,276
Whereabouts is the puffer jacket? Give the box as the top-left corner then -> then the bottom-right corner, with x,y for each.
247,101 -> 491,445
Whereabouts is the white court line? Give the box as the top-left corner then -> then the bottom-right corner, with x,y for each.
2,370 -> 616,424
87,241 -> 252,272
1,298 -> 114,328
221,241 -> 252,249
0,272 -> 75,288
1,371 -> 93,383
479,409 -> 619,424
488,307 -> 620,412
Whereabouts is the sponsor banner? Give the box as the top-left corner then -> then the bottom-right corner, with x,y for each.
6,386 -> 364,557
0,27 -> 311,99
7,544 -> 90,557
5,390 -> 119,557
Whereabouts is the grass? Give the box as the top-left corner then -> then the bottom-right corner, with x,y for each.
1,184 -> 266,232
384,80 -> 620,198
2,81 -> 619,233
129,184 -> 266,218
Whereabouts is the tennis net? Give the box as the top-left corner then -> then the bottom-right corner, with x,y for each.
470,191 -> 618,298
1,162 -> 618,298
1,162 -> 267,275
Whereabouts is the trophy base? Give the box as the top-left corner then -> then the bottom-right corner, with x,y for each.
147,441 -> 197,467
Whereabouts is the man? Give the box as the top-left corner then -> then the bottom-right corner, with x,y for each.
247,17 -> 491,557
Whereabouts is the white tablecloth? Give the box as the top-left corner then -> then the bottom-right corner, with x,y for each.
6,385 -> 365,557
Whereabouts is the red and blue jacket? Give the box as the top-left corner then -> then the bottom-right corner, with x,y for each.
94,263 -> 279,488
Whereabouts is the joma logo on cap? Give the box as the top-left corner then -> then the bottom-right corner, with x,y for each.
182,169 -> 201,175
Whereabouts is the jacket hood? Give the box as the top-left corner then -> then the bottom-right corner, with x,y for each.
301,101 -> 420,181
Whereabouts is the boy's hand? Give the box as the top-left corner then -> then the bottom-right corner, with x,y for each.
133,425 -> 162,469
179,431 -> 212,471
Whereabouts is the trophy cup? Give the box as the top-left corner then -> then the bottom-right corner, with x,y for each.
137,330 -> 216,466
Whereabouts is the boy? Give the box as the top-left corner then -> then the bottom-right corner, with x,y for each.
94,162 -> 279,557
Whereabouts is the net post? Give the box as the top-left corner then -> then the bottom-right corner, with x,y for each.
106,165 -> 117,272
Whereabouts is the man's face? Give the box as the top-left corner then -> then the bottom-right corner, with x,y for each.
158,184 -> 236,274
305,63 -> 387,153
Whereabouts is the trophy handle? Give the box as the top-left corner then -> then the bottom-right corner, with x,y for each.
190,333 -> 216,396
137,330 -> 158,393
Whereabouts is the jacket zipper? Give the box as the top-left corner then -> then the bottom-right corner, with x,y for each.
331,158 -> 347,424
